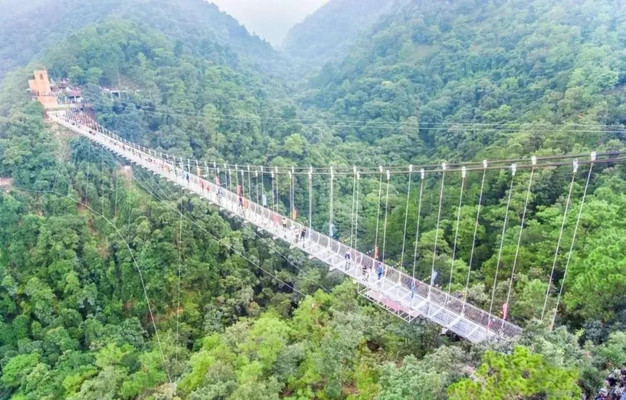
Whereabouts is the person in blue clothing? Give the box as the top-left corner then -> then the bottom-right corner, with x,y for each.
377,262 -> 384,280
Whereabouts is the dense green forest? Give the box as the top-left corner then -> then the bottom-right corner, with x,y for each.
1,0 -> 626,398
0,0 -> 282,82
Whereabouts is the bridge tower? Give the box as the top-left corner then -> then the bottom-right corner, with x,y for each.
28,69 -> 58,108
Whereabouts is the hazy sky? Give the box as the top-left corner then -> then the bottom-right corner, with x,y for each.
210,0 -> 330,47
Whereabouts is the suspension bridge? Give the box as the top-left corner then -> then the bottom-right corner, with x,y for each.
48,110 -> 618,343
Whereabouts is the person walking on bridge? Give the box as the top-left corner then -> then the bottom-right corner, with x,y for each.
217,186 -> 223,204
282,217 -> 288,238
299,228 -> 306,248
362,263 -> 368,280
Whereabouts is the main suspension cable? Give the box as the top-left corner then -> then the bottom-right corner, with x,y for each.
78,108 -> 626,175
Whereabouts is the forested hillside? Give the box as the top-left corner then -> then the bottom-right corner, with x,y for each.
1,0 -> 626,399
304,0 -> 626,161
0,0 -> 280,82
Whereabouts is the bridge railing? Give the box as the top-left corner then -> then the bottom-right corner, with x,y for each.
52,110 -> 523,341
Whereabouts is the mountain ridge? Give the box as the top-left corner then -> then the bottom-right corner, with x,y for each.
282,0 -> 395,65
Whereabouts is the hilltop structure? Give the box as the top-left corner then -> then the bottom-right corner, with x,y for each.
28,69 -> 58,108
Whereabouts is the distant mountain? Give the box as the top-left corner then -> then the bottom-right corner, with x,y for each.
0,0 -> 277,82
282,0 -> 394,64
